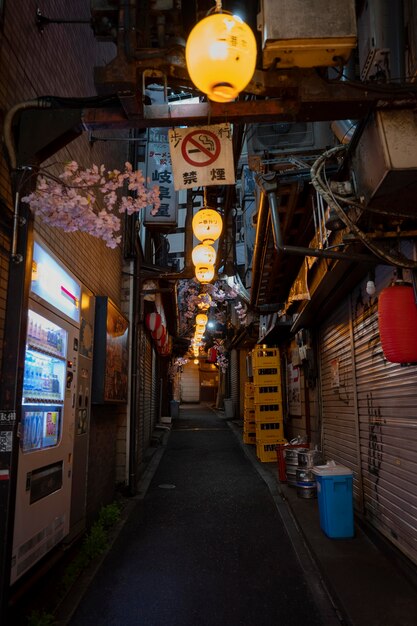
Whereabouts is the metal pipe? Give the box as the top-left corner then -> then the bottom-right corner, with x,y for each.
255,166 -> 384,265
249,191 -> 269,307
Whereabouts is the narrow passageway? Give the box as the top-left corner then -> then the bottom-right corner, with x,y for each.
70,405 -> 329,626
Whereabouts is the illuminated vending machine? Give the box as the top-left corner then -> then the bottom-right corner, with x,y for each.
11,239 -> 83,584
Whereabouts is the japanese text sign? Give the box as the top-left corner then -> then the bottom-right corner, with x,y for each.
168,123 -> 235,190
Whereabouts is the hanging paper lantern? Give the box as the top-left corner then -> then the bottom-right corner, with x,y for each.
196,313 -> 208,325
157,330 -> 168,347
195,263 -> 215,284
192,243 -> 216,266
192,209 -> 222,244
185,11 -> 257,103
197,293 -> 212,310
378,283 -> 417,363
208,347 -> 217,363
152,325 -> 166,342
145,312 -> 162,333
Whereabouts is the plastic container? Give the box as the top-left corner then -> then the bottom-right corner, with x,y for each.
224,398 -> 234,419
312,463 -> 354,538
170,400 -> 179,418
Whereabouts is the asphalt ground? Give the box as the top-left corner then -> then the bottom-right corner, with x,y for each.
69,405 -> 337,626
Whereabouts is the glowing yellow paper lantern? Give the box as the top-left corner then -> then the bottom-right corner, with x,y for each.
192,243 -> 216,266
194,359 -> 199,365
195,263 -> 215,283
197,293 -> 212,310
192,209 -> 222,245
185,11 -> 257,103
196,313 -> 208,325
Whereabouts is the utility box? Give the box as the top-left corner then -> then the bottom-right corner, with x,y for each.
352,110 -> 417,215
257,0 -> 357,69
312,463 -> 354,538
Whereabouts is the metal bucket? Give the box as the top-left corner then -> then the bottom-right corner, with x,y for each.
297,449 -> 324,469
296,468 -> 317,499
285,448 -> 308,487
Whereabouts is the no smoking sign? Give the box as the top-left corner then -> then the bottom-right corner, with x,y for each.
169,123 -> 235,190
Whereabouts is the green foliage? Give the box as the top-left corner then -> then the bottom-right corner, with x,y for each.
26,610 -> 56,626
98,501 -> 122,529
82,522 -> 108,561
27,500 -> 123,624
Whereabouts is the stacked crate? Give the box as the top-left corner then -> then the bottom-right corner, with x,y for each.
252,346 -> 286,462
243,382 -> 256,444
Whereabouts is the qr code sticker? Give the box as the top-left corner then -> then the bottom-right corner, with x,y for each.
0,431 -> 13,452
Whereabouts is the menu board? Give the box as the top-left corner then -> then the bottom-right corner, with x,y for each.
92,297 -> 129,403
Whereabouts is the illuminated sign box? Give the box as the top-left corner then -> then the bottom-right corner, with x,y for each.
31,241 -> 81,324
92,297 -> 129,404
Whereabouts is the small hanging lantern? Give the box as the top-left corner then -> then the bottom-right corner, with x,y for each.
196,313 -> 208,325
197,293 -> 212,310
145,312 -> 162,333
378,283 -> 417,364
195,263 -> 215,283
192,243 -> 216,266
185,1 -> 257,103
192,209 -> 222,245
152,324 -> 166,342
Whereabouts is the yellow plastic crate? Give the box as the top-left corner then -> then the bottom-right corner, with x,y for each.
256,442 -> 280,463
251,347 -> 280,368
254,385 -> 282,404
244,382 -> 255,397
243,416 -> 255,429
255,420 -> 284,442
243,432 -> 256,445
255,403 -> 284,421
244,407 -> 255,421
244,396 -> 255,410
253,365 -> 281,386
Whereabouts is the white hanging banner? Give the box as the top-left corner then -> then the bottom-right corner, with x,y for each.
168,123 -> 235,190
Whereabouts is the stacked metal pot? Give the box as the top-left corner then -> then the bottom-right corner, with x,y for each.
284,447 -> 324,499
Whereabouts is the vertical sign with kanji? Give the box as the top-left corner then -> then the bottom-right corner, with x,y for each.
168,123 -> 235,190
144,128 -> 178,227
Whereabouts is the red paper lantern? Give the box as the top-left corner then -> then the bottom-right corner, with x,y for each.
157,331 -> 168,347
207,347 -> 217,363
152,325 -> 166,341
145,312 -> 162,333
378,284 -> 417,363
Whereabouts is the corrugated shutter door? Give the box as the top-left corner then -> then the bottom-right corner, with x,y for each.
319,298 -> 360,504
180,362 -> 200,402
352,271 -> 417,565
137,327 -> 153,466
230,349 -> 239,410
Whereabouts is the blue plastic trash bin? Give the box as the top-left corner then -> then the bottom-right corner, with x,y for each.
312,463 -> 354,538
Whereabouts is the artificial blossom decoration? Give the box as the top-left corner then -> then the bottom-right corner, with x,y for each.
168,356 -> 189,380
22,161 -> 160,248
213,338 -> 228,372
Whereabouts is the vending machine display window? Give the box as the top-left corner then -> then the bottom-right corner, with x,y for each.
21,406 -> 62,452
21,309 -> 67,452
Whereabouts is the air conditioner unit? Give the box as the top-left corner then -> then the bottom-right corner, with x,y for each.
352,109 -> 417,214
357,0 -> 404,82
257,0 -> 357,69
246,122 -> 333,157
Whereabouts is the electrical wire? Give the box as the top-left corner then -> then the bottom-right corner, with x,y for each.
310,145 -> 417,270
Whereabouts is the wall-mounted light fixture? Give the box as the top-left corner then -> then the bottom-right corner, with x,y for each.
185,0 -> 257,102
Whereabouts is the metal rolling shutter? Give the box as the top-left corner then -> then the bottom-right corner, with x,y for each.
136,327 -> 153,467
319,299 -> 361,505
230,349 -> 239,412
352,270 -> 417,565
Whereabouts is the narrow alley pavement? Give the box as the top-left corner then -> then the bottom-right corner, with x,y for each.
66,404 -> 417,626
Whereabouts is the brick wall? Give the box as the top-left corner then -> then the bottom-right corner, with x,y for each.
0,1 -> 133,519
